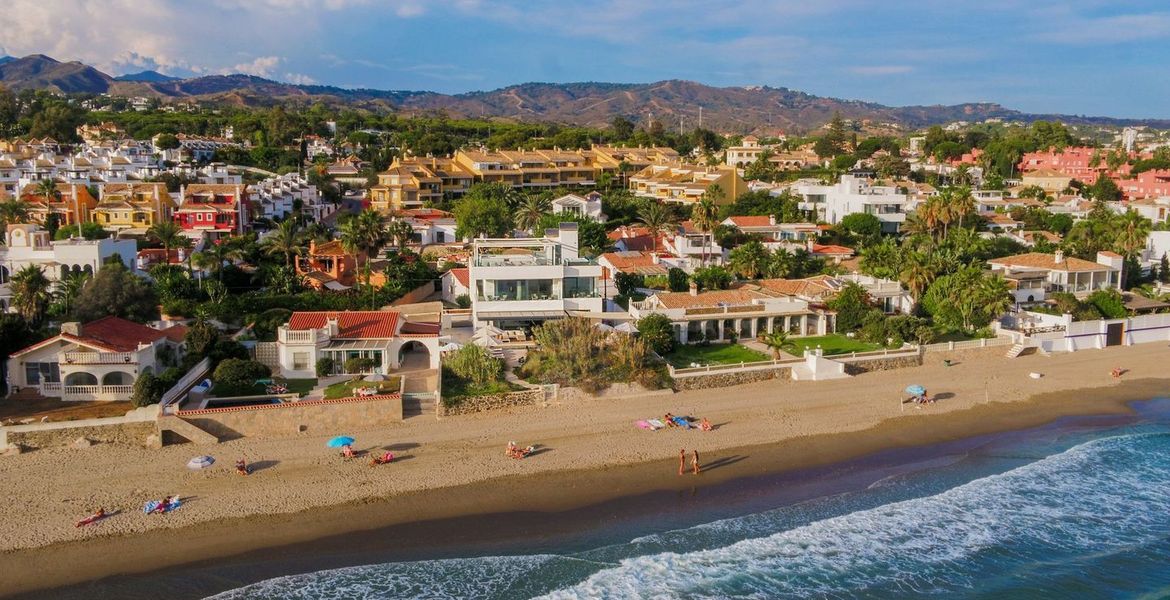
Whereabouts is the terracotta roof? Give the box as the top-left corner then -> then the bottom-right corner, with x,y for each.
988,252 -> 1114,273
615,235 -> 657,252
725,215 -> 773,228
161,325 -> 188,343
601,251 -> 670,275
654,289 -> 761,309
1098,251 -> 1122,258
400,322 -> 440,336
287,311 -> 400,339
447,267 -> 469,287
755,278 -> 832,298
810,244 -> 854,256
309,240 -> 350,256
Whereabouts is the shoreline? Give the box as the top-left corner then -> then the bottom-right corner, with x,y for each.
4,374 -> 1167,599
2,343 -> 1170,596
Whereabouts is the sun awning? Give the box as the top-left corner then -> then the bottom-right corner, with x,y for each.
567,310 -> 635,321
324,340 -> 388,351
323,280 -> 350,291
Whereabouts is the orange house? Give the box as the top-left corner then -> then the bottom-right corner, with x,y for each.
17,182 -> 99,226
296,240 -> 363,290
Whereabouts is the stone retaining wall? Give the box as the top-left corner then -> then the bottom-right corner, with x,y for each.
839,353 -> 922,375
556,382 -> 672,402
177,395 -> 402,441
438,388 -> 542,417
6,421 -> 156,450
672,367 -> 792,391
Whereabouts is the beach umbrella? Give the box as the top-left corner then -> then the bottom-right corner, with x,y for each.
615,322 -> 637,334
904,384 -> 926,396
363,373 -> 386,382
438,342 -> 463,352
594,322 -> 614,332
326,436 -> 355,448
186,455 -> 215,470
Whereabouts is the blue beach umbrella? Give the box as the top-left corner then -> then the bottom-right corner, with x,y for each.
326,436 -> 355,448
905,384 -> 926,396
186,455 -> 215,470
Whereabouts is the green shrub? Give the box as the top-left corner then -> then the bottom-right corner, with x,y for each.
455,294 -> 471,309
130,372 -> 167,407
343,357 -> 377,374
446,345 -> 504,385
636,313 -> 676,354
212,359 -> 271,395
315,357 -> 335,377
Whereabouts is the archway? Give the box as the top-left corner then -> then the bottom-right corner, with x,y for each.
65,372 -> 98,386
101,371 -> 134,385
397,340 -> 430,371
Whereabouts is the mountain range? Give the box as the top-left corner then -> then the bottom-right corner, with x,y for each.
1,54 -> 1167,132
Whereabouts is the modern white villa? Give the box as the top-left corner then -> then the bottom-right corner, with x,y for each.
468,223 -> 605,328
6,317 -> 187,401
551,192 -> 606,222
792,175 -> 909,232
273,311 -> 441,379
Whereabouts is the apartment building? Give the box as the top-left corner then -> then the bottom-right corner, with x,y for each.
468,223 -> 604,328
628,164 -> 747,205
368,156 -> 473,213
250,173 -> 322,221
453,149 -> 595,189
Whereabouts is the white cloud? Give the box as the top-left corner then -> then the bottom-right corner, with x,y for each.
284,72 -> 318,85
228,56 -> 282,77
1031,12 -> 1170,44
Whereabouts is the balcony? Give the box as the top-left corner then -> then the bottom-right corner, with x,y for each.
62,384 -> 134,402
62,351 -> 137,365
278,327 -> 331,346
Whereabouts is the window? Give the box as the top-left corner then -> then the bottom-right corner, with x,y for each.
24,362 -> 60,385
292,352 -> 310,371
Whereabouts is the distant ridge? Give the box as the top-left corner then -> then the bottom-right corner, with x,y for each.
114,70 -> 179,83
0,54 -> 1167,131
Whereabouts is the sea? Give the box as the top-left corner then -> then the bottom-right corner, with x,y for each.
208,399 -> 1170,600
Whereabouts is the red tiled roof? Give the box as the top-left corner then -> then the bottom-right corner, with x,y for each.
447,267 -> 469,287
810,244 -> 855,256
161,325 -> 188,343
76,316 -> 174,352
726,215 -> 773,228
400,322 -> 440,336
616,235 -> 657,252
287,311 -> 400,339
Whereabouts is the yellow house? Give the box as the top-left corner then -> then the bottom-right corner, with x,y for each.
92,183 -> 176,233
1021,168 -> 1073,194
627,164 -> 746,205
368,156 -> 474,214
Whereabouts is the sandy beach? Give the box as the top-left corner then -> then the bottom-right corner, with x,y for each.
1,343 -> 1168,597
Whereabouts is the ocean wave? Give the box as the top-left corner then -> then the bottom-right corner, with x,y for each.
209,432 -> 1170,600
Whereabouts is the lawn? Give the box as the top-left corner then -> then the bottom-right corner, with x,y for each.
0,398 -> 132,423
322,376 -> 403,400
211,378 -> 318,398
664,343 -> 769,368
789,334 -> 882,356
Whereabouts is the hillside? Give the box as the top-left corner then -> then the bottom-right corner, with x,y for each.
1,54 -> 1167,131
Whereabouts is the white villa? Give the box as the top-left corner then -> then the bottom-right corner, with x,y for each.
987,251 -> 1123,304
551,192 -> 606,222
250,173 -> 324,221
0,224 -> 138,312
468,224 -> 604,328
273,311 -> 441,379
793,175 -> 909,232
629,285 -> 833,344
6,317 -> 187,401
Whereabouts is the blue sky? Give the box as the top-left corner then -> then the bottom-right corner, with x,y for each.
2,0 -> 1168,118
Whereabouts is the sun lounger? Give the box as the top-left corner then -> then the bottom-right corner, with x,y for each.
648,418 -> 666,429
636,420 -> 653,430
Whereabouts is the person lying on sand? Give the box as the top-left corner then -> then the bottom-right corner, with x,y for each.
700,418 -> 713,432
369,451 -> 394,466
236,458 -> 249,476
340,445 -> 355,459
664,413 -> 677,427
506,442 -> 535,459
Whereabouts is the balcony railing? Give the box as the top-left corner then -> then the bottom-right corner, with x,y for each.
62,384 -> 134,401
62,351 -> 137,365
278,327 -> 330,345
478,294 -> 561,302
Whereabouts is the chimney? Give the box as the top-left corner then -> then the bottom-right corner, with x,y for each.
325,317 -> 340,336
689,281 -> 699,296
1054,249 -> 1064,264
61,322 -> 82,337
806,238 -> 815,252
651,252 -> 660,265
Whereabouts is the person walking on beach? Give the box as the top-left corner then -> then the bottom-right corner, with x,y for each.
692,450 -> 701,475
678,448 -> 686,476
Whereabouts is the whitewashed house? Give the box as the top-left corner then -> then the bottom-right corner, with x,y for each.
273,311 -> 440,378
0,225 -> 138,312
6,317 -> 187,401
793,175 -> 909,232
551,192 -> 606,222
987,251 -> 1122,303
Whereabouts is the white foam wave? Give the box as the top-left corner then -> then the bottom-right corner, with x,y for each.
538,433 -> 1170,599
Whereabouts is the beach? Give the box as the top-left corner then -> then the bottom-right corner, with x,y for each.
1,343 -> 1168,598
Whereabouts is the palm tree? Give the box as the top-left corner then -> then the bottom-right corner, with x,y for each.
53,271 -> 90,317
949,186 -> 976,230
766,248 -> 795,279
0,199 -> 31,229
636,203 -> 677,254
146,221 -> 184,260
33,178 -> 60,201
387,218 -> 415,250
899,252 -> 936,311
339,209 -> 389,286
690,197 -> 719,266
262,219 -> 306,267
513,196 -> 549,233
1113,210 -> 1152,287
193,237 -> 246,282
728,239 -> 770,279
760,330 -> 797,359
10,264 -> 52,323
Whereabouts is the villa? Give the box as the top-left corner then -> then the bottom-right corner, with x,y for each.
792,175 -> 909,232
551,192 -> 606,222
468,223 -> 604,328
629,284 -> 833,344
93,183 -> 175,235
174,184 -> 250,236
296,240 -> 360,290
6,317 -> 187,401
0,224 -> 138,312
273,310 -> 440,378
987,250 -> 1122,303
